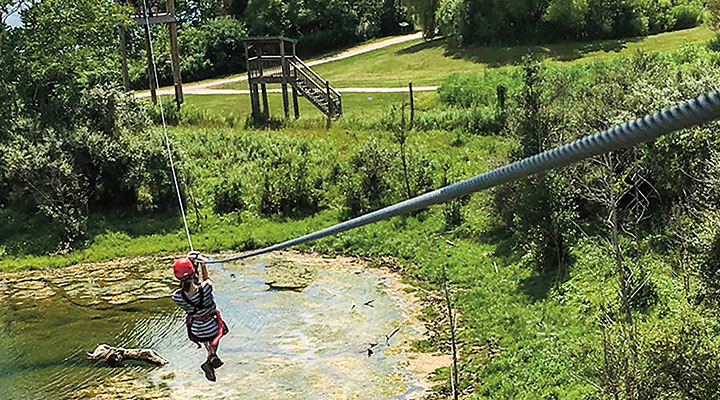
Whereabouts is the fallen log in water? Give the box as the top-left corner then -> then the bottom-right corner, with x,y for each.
87,344 -> 168,366
264,280 -> 307,292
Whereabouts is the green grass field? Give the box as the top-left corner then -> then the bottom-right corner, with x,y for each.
220,26 -> 713,89
182,90 -> 434,121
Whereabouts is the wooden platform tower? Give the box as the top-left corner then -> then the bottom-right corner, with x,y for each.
243,37 -> 341,125
118,0 -> 183,107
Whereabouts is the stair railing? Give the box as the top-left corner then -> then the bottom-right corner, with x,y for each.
288,58 -> 342,116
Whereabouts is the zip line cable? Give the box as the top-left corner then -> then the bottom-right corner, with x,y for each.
207,89 -> 720,265
141,2 -> 194,252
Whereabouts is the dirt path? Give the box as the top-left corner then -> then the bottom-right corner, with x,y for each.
136,32 -> 425,98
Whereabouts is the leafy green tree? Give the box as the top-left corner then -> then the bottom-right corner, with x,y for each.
708,0 -> 720,38
495,59 -> 576,270
0,0 -> 177,246
543,0 -> 588,38
401,0 -> 439,38
202,17 -> 246,73
13,0 -> 128,126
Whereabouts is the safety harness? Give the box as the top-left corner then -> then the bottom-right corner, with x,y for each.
180,284 -> 228,348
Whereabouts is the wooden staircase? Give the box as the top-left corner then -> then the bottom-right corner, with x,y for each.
289,59 -> 342,117
243,37 -> 342,121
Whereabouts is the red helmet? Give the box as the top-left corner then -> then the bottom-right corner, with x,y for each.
173,257 -> 195,279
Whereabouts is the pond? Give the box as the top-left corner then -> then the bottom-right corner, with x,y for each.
0,252 -> 444,399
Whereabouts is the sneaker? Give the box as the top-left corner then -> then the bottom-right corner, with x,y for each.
209,354 -> 224,369
201,360 -> 216,382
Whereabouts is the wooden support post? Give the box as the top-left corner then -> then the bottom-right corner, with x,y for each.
167,0 -> 183,108
244,42 -> 260,124
251,83 -> 261,123
258,45 -> 269,117
261,84 -> 269,117
118,25 -> 130,90
326,80 -> 332,129
292,85 -> 300,119
280,39 -> 290,119
409,81 -> 414,128
291,41 -> 299,119
143,23 -> 157,104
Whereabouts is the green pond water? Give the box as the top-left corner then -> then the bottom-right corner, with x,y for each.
0,255 -> 431,399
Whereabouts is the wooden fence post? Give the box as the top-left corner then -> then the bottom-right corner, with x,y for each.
443,266 -> 459,400
409,81 -> 414,128
118,25 -> 130,90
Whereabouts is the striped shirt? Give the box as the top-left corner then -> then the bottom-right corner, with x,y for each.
172,281 -> 219,340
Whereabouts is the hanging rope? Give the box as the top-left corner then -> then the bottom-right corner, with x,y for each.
141,1 -> 194,251
207,89 -> 720,264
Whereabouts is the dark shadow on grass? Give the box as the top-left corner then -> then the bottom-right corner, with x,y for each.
85,209 -> 186,239
397,35 -> 645,68
519,267 -> 560,302
396,38 -> 445,55
2,207 -> 186,258
519,252 -> 575,301
480,225 -> 573,302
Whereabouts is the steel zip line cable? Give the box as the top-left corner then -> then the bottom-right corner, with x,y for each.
141,2 -> 194,251
206,89 -> 720,265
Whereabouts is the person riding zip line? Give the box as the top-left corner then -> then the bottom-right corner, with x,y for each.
172,251 -> 229,382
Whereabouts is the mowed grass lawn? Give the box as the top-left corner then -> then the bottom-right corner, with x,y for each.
220,26 -> 713,88
183,90 -> 433,120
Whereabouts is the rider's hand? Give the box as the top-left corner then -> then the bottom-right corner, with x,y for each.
187,251 -> 209,264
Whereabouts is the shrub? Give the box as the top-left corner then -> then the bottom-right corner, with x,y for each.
258,143 -> 322,218
0,85 -> 173,246
439,72 -> 521,109
341,137 -> 398,218
671,3 -> 704,30
212,175 -> 246,214
414,106 -> 505,135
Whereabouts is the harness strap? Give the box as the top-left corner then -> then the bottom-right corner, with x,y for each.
180,283 -> 205,315
211,310 -> 225,347
181,283 -> 226,347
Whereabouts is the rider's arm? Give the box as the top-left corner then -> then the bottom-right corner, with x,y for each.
188,251 -> 211,283
200,261 -> 210,282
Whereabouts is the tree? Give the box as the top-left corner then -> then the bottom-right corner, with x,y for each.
495,59 -> 576,271
708,0 -> 720,38
0,0 -> 175,247
401,0 -> 439,38
543,0 -> 588,38
13,0 -> 128,126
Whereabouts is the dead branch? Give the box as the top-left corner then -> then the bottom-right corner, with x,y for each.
87,344 -> 168,366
